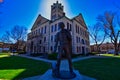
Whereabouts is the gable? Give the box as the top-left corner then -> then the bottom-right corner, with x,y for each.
31,15 -> 49,30
73,14 -> 87,29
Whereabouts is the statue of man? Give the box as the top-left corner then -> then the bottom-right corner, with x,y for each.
54,22 -> 74,76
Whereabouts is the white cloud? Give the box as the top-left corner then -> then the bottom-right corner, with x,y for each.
39,0 -> 72,19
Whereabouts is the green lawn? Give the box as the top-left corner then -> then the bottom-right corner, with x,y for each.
0,53 -> 50,80
101,53 -> 120,58
73,57 -> 120,80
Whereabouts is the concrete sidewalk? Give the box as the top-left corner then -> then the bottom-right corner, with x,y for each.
17,55 -> 98,80
17,54 -> 98,63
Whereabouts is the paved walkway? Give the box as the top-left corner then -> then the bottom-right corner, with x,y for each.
16,54 -> 100,80
17,54 -> 99,63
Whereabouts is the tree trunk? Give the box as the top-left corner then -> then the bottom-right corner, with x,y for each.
114,43 -> 119,55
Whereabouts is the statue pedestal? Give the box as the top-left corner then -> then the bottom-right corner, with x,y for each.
52,60 -> 76,79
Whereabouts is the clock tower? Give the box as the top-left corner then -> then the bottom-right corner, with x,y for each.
51,1 -> 65,21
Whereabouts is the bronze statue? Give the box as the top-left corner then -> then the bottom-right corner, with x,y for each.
53,22 -> 74,77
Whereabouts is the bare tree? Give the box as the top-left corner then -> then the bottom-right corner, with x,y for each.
89,22 -> 106,54
0,25 -> 27,51
0,32 -> 12,43
9,25 -> 27,42
10,25 -> 27,51
97,11 -> 120,55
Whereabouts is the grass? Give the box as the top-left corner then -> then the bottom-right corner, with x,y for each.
0,53 -> 50,80
101,53 -> 120,58
73,57 -> 120,80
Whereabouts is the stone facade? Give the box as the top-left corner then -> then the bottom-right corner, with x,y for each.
26,1 -> 90,54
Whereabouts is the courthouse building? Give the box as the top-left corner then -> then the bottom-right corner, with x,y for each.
26,1 -> 90,54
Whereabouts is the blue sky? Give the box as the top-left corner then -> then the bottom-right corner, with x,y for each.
0,0 -> 120,42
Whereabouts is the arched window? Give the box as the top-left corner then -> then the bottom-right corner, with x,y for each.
51,35 -> 53,42
55,24 -> 57,31
44,26 -> 47,34
70,24 -> 72,31
82,39 -> 85,44
67,22 -> 69,30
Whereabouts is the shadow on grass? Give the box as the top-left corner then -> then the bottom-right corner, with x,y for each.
0,56 -> 50,80
73,57 -> 120,80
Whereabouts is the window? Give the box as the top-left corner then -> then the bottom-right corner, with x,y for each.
82,39 -> 85,44
51,25 -> 52,32
44,37 -> 46,42
51,46 -> 53,51
51,35 -> 53,42
77,46 -> 79,53
52,26 -> 54,32
76,37 -> 78,43
67,22 -> 69,30
70,24 -> 72,31
53,35 -> 55,42
39,29 -> 40,34
85,40 -> 87,45
41,27 -> 43,34
36,30 -> 38,35
59,6 -> 63,10
39,40 -> 42,44
55,24 -> 57,31
79,37 -> 80,43
44,26 -> 46,34
58,24 -> 60,30
51,25 -> 54,32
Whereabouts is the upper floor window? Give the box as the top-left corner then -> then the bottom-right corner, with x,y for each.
39,40 -> 42,44
70,24 -> 72,31
39,29 -> 40,34
67,22 -> 69,30
55,24 -> 57,31
44,37 -> 46,42
44,26 -> 47,34
51,46 -> 53,51
76,36 -> 78,43
79,37 -> 80,43
51,35 -> 53,42
82,39 -> 85,44
51,25 -> 54,32
58,24 -> 60,30
41,27 -> 43,34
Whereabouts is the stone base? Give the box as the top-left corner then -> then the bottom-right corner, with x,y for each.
53,70 -> 76,79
